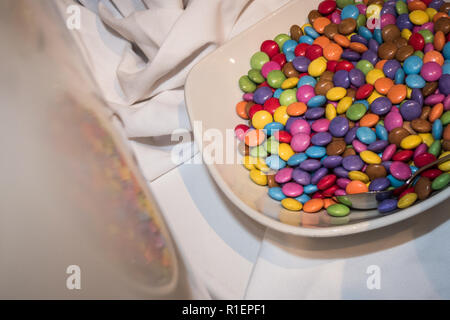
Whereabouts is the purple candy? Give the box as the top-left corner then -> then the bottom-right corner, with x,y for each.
292,56 -> 310,72
370,96 -> 392,115
336,178 -> 351,189
383,59 -> 401,79
382,161 -> 392,171
292,168 -> 311,185
342,49 -> 361,61
368,38 -> 379,53
345,127 -> 358,144
361,50 -> 378,66
253,86 -> 273,105
311,131 -> 333,146
400,100 -> 422,121
329,116 -> 349,137
349,68 -> 365,87
439,74 -> 450,95
411,88 -> 423,106
323,155 -> 343,168
378,198 -> 397,213
311,167 -> 328,184
333,70 -> 350,88
368,140 -> 389,152
299,159 -> 322,172
429,0 -> 444,11
342,155 -> 364,171
351,34 -> 368,45
334,166 -> 349,178
396,13 -> 413,30
305,107 -> 325,120
413,143 -> 428,158
369,177 -> 391,191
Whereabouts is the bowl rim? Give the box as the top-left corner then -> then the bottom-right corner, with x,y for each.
184,0 -> 450,237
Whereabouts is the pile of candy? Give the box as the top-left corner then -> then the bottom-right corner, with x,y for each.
235,0 -> 450,217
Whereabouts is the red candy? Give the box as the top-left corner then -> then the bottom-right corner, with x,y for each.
312,191 -> 325,199
294,43 -> 310,57
327,60 -> 338,71
271,53 -> 286,68
317,174 -> 337,190
420,168 -> 443,179
260,40 -> 279,58
248,104 -> 263,118
408,33 -> 425,51
263,97 -> 280,114
318,0 -> 336,15
322,185 -> 339,197
413,153 -> 437,167
355,84 -> 374,100
273,130 -> 292,143
392,150 -> 414,162
305,44 -> 323,60
399,187 -> 415,199
335,60 -> 354,71
234,124 -> 249,141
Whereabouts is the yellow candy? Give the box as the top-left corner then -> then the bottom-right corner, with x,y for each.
409,10 -> 429,25
249,169 -> 267,186
301,23 -> 312,34
326,87 -> 347,101
281,198 -> 303,211
273,106 -> 289,125
366,4 -> 381,18
255,157 -> 270,172
360,150 -> 381,164
349,171 -> 369,183
366,69 -> 385,85
425,8 -> 437,20
367,90 -> 383,104
243,156 -> 257,170
252,110 -> 273,129
400,135 -> 422,149
397,193 -> 418,209
308,57 -> 327,77
337,96 -> 353,114
438,151 -> 450,172
418,133 -> 434,147
281,77 -> 298,89
325,103 -> 337,120
401,28 -> 412,41
278,143 -> 294,161
406,87 -> 412,99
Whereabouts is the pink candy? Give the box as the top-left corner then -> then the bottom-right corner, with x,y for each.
261,61 -> 281,78
390,161 -> 412,181
296,85 -> 315,103
311,118 -> 330,132
275,167 -> 293,184
382,144 -> 397,161
282,182 -> 304,197
290,133 -> 311,152
384,111 -> 403,131
289,119 -> 311,135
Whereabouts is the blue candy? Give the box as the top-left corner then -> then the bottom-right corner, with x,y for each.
432,119 -> 443,140
405,74 -> 426,88
375,124 -> 388,140
443,42 -> 450,60
304,184 -> 318,194
341,5 -> 360,19
265,155 -> 286,170
268,187 -> 286,201
358,26 -> 373,40
403,55 -> 423,75
307,95 -> 326,108
297,75 -> 317,87
387,174 -> 404,188
395,68 -> 405,84
285,51 -> 295,62
356,126 -> 377,144
374,28 -> 383,44
299,35 -> 314,45
304,26 -> 319,39
273,88 -> 283,99
295,194 -> 311,204
287,153 -> 307,166
282,39 -> 297,54
264,122 -> 284,136
305,146 -> 326,158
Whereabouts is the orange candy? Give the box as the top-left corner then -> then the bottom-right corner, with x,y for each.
423,50 -> 444,66
434,31 -> 445,51
236,101 -> 248,119
429,103 -> 444,123
433,12 -> 448,22
375,59 -> 387,70
303,199 -> 325,213
408,0 -> 426,11
333,34 -> 350,48
346,180 -> 369,194
313,17 -> 331,34
374,77 -> 394,95
349,42 -> 368,53
323,198 -> 337,209
244,129 -> 265,147
287,102 -> 307,116
387,84 -> 407,104
313,36 -> 331,49
359,114 -> 380,127
323,42 -> 343,61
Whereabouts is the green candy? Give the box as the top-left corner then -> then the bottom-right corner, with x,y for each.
326,204 -> 350,217
336,196 -> 352,207
238,75 -> 256,93
346,103 -> 367,121
418,29 -> 433,44
279,89 -> 297,106
428,140 -> 441,157
356,59 -> 374,75
264,136 -> 280,155
441,111 -> 450,125
413,50 -> 424,59
274,33 -> 291,49
250,145 -> 268,158
431,173 -> 450,190
395,0 -> 408,15
356,14 -> 366,29
267,70 -> 286,89
250,51 -> 269,70
248,69 -> 265,84
336,0 -> 355,9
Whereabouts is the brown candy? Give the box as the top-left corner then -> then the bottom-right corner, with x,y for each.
440,2 -> 450,13
315,80 -> 334,95
442,140 -> 450,151
388,127 -> 410,147
365,164 -> 387,180
420,106 -> 431,119
444,124 -> 450,140
395,37 -> 408,48
290,25 -> 303,42
414,177 -> 432,200
434,17 -> 450,35
342,147 -> 356,157
411,119 -> 432,133
381,24 -> 401,43
395,45 -> 414,62
324,23 -> 339,39
422,81 -> 438,96
378,42 -> 397,60
267,174 -> 279,188
367,0 -> 384,5
338,18 -> 356,35
326,140 -> 347,156
308,10 -> 322,24
319,70 -> 334,82
346,88 -> 356,99
348,120 -> 355,129
403,121 -> 417,135
245,101 -> 255,117
283,62 -> 300,78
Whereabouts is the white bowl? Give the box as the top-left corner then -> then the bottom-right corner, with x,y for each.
185,0 -> 450,237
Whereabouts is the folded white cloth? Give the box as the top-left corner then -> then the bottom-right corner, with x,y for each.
62,0 -> 290,180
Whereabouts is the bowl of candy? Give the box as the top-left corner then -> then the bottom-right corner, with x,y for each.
185,0 -> 450,236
